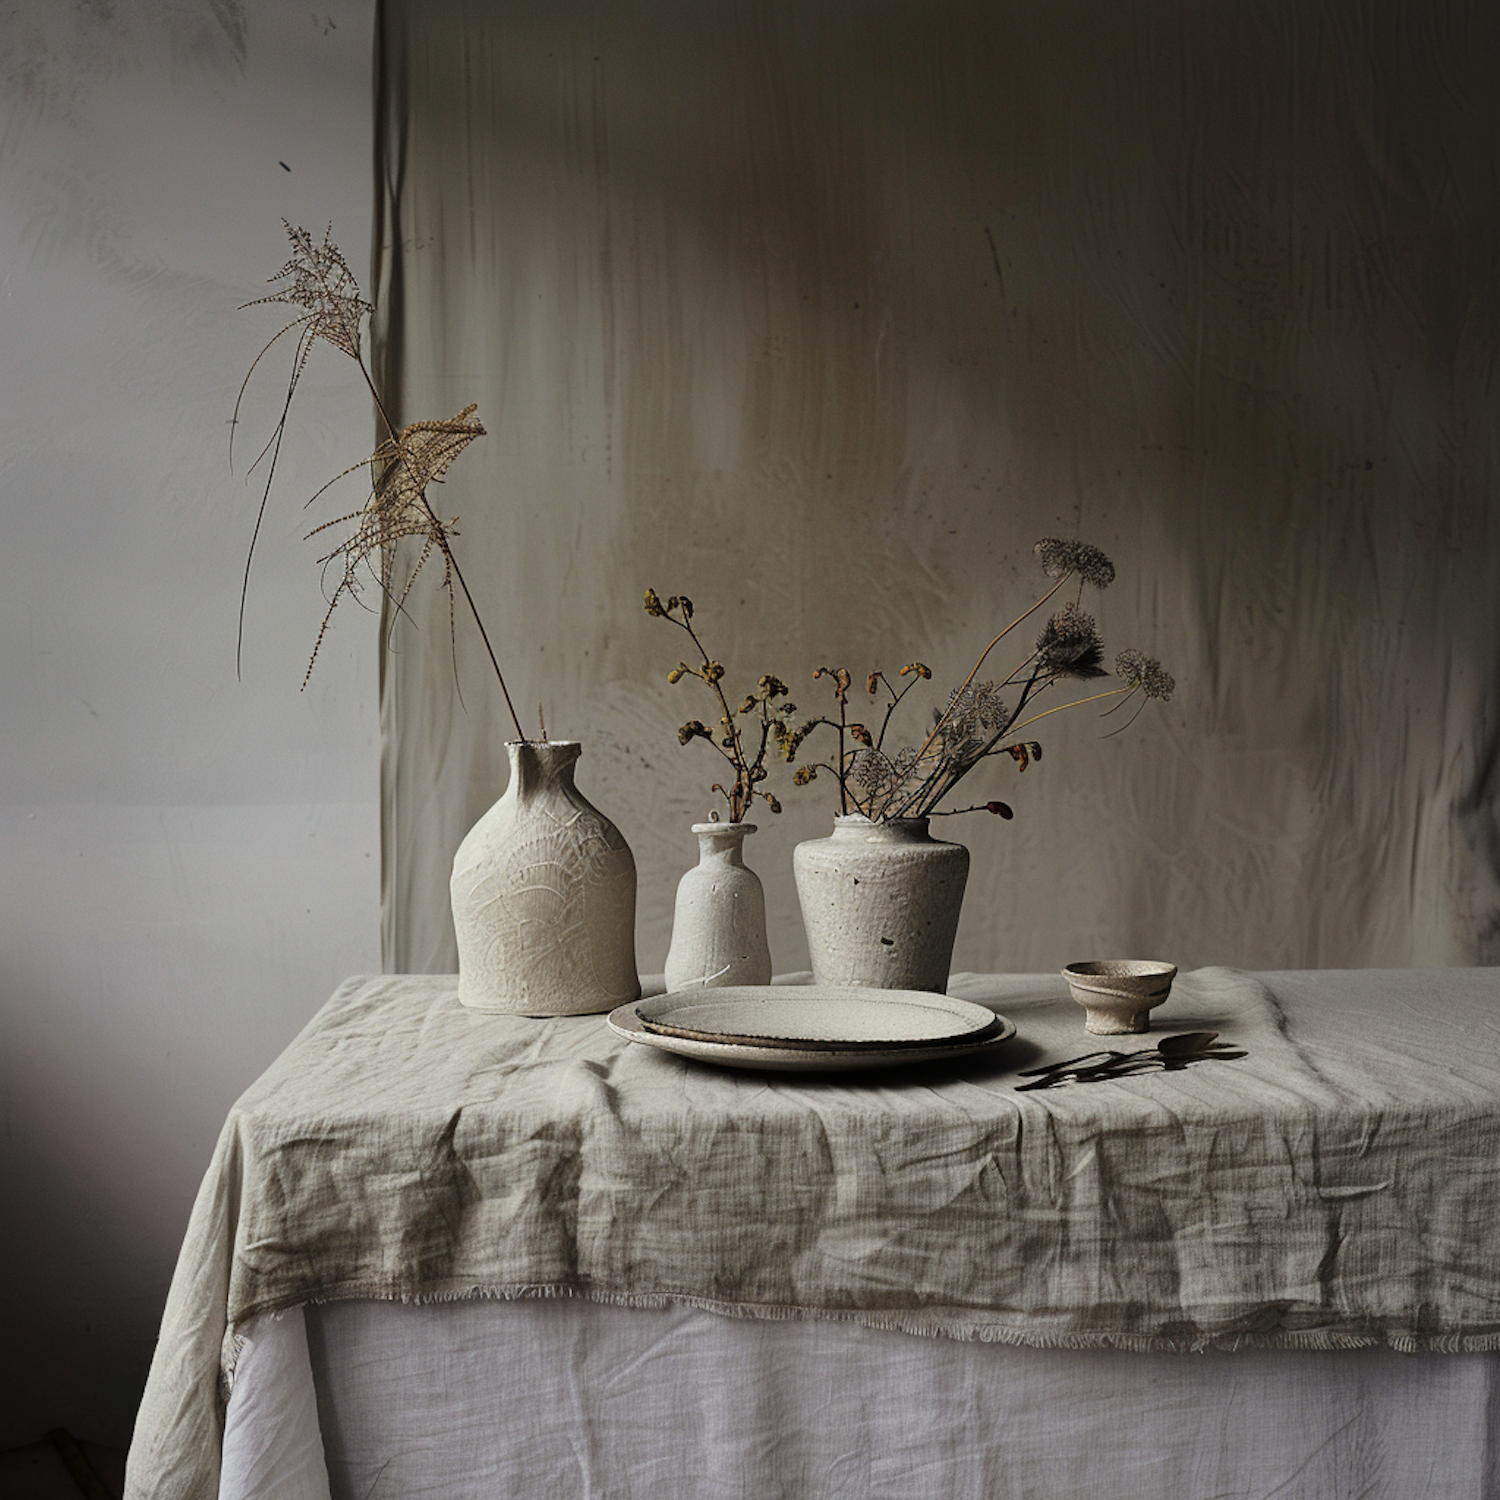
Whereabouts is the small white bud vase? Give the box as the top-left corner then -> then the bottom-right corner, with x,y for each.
663,822 -> 773,991
793,814 -> 969,993
451,740 -> 640,1015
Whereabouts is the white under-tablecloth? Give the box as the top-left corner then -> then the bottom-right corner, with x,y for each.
222,1298 -> 1499,1500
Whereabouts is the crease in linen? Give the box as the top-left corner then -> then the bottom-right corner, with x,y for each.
127,967 -> 1500,1500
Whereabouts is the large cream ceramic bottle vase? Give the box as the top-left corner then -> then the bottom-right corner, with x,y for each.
663,822 -> 773,991
451,740 -> 640,1014
793,815 -> 969,992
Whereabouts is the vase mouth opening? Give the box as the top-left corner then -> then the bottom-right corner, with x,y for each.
691,821 -> 757,836
832,813 -> 930,830
505,740 -> 584,777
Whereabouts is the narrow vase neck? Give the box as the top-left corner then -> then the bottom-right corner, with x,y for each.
692,821 -> 755,866
506,740 -> 582,802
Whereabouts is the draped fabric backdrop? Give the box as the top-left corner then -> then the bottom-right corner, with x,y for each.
372,0 -> 1500,977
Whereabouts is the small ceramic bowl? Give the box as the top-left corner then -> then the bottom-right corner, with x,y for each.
1062,960 -> 1177,1035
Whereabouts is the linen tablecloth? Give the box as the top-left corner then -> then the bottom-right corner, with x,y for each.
126,967 -> 1500,1500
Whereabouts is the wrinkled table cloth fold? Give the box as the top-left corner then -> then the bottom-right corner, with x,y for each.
126,967 -> 1500,1500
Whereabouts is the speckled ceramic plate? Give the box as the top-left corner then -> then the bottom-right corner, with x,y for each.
608,986 -> 1016,1071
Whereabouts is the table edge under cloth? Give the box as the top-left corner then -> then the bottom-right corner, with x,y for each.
124,966 -> 1500,1500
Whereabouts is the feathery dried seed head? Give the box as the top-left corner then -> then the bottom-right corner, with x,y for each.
244,221 -> 372,364
1035,602 -> 1106,678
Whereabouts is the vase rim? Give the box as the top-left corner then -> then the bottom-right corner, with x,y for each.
691,821 -> 757,835
506,738 -> 581,748
832,813 -> 930,828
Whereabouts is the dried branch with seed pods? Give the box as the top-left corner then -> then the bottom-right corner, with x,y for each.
780,539 -> 1174,822
644,590 -> 794,824
232,221 -> 525,738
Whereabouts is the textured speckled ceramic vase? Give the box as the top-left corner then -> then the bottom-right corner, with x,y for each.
451,740 -> 640,1015
793,814 -> 969,993
663,822 -> 773,991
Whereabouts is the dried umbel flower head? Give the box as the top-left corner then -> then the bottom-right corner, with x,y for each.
1115,649 -> 1176,701
1035,602 -> 1106,678
944,681 -> 1009,738
1107,648 -> 1176,740
1035,537 -> 1116,589
793,537 -> 1173,821
851,748 -> 898,793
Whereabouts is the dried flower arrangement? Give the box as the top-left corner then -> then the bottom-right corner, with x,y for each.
233,221 -> 527,740
643,589 -> 796,823
781,538 -> 1174,821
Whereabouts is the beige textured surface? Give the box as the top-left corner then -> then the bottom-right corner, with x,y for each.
794,815 -> 970,991
451,741 -> 639,1013
128,966 -> 1500,1500
661,823 -> 772,989
373,0 -> 1500,978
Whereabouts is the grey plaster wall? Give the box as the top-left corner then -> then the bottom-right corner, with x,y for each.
0,0 -> 380,1446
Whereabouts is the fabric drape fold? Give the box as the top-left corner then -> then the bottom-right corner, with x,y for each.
373,0 -> 1500,975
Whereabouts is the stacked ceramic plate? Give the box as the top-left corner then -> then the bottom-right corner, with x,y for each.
607,985 -> 1016,1072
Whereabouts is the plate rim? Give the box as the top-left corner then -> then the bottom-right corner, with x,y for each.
634,984 -> 1000,1050
608,998 -> 1017,1072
